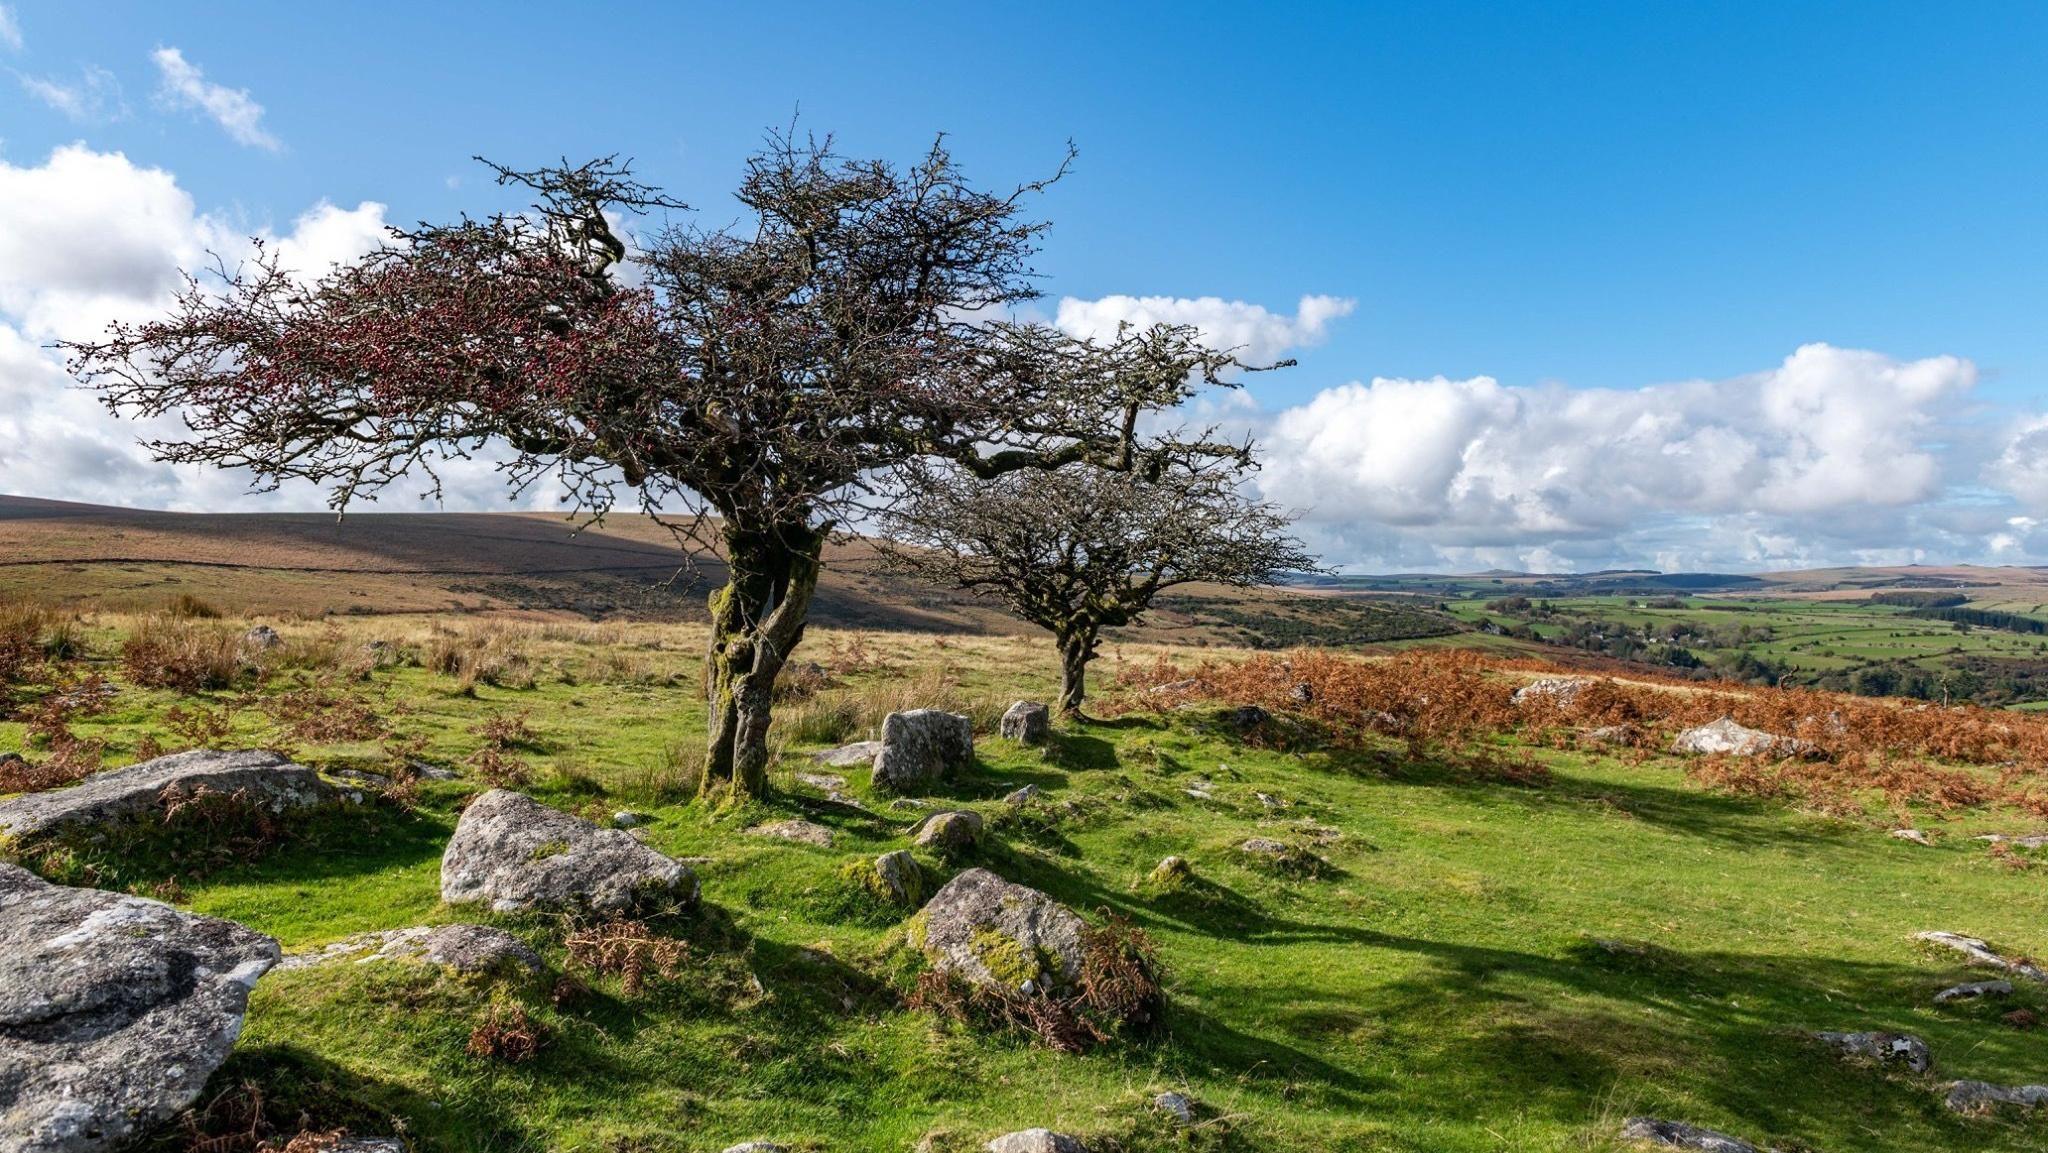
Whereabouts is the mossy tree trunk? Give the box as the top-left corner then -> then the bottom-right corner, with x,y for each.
702,521 -> 826,800
1056,624 -> 1100,716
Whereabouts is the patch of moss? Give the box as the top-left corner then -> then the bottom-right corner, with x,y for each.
969,926 -> 1048,989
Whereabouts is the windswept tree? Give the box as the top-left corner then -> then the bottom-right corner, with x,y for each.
68,134 -> 1266,798
879,462 -> 1320,714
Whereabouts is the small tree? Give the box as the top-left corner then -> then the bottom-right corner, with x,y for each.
68,134 -> 1263,799
880,462 -> 1319,715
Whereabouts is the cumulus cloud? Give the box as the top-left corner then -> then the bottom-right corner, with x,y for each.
19,66 -> 126,122
1987,416 -> 2048,513
1255,344 -> 1992,571
0,145 -> 394,510
1055,293 -> 1355,366
151,47 -> 279,151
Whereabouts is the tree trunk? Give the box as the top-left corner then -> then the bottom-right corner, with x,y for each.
702,521 -> 826,800
1057,627 -> 1097,716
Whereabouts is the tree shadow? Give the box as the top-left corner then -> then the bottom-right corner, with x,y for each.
21,796 -> 454,892
1302,745 -> 1868,852
146,1041 -> 529,1153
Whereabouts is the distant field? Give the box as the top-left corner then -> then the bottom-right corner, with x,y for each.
1449,593 -> 2048,704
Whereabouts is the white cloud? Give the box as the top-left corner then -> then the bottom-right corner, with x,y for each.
0,6 -> 21,53
1254,343 -> 1991,570
151,47 -> 279,151
1055,293 -> 1355,366
0,145 -> 395,510
19,66 -> 127,122
1987,416 -> 2048,512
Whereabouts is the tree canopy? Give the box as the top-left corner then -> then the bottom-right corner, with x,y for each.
68,132 -> 1272,796
881,461 -> 1319,713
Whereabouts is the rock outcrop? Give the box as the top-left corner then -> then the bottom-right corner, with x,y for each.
1670,718 -> 1813,759
1000,701 -> 1051,745
441,790 -> 698,916
811,741 -> 883,768
1945,1080 -> 2048,1114
1812,1029 -> 1932,1073
913,868 -> 1087,996
1512,677 -> 1588,707
986,1129 -> 1086,1153
872,850 -> 924,904
0,749 -> 333,842
912,810 -> 985,855
872,710 -> 974,791
0,863 -> 280,1153
277,924 -> 543,977
1914,930 -> 2048,983
745,819 -> 836,847
1618,1117 -> 1758,1152
1934,979 -> 2012,1004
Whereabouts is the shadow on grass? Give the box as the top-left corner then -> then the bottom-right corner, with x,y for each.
141,1041 -> 527,1153
1302,744 -> 1868,853
19,797 -> 454,892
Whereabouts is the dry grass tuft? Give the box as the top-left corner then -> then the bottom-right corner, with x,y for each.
425,624 -> 537,690
122,616 -> 246,692
565,919 -> 691,995
910,913 -> 1166,1053
466,1002 -> 549,1064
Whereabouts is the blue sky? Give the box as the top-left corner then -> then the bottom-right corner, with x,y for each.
4,2 -> 2048,571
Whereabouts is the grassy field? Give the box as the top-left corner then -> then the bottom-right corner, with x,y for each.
1449,594 -> 2048,686
6,613 -> 2048,1153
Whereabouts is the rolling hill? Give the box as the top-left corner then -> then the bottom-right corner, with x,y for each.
0,495 -> 1461,649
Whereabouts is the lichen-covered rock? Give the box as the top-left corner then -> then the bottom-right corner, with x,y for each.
441,790 -> 697,916
914,868 -> 1087,995
986,1129 -> 1086,1153
913,810 -> 985,855
721,1143 -> 789,1153
1618,1117 -> 1758,1152
1945,1079 -> 2048,1114
1914,930 -> 2048,982
242,625 -> 283,651
1512,677 -> 1588,707
1224,705 -> 1271,732
1584,724 -> 1637,747
745,819 -> 836,847
1151,1091 -> 1195,1124
0,749 -> 333,842
1670,717 -> 1813,758
1812,1030 -> 1932,1073
1934,979 -> 2012,1004
1148,856 -> 1193,886
1000,701 -> 1051,745
0,863 -> 280,1153
278,924 -> 543,977
811,741 -> 883,768
1003,784 -> 1042,805
1890,828 -> 1932,845
872,850 -> 924,905
1966,835 -> 2048,851
872,710 -> 974,791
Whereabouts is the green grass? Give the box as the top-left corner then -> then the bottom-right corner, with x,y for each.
1448,594 -> 2048,682
7,621 -> 2048,1152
